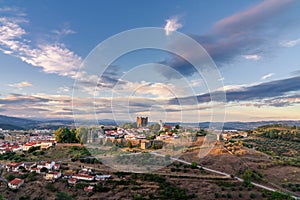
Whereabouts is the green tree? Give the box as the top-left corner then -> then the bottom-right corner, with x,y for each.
76,126 -> 88,144
122,123 -> 136,129
268,191 -> 293,200
28,171 -> 37,181
5,173 -> 15,181
45,183 -> 56,192
151,142 -> 156,150
54,127 -> 79,143
191,161 -> 198,169
197,129 -> 208,136
175,124 -> 180,129
56,192 -> 72,200
28,146 -> 40,153
127,140 -> 133,148
149,123 -> 161,132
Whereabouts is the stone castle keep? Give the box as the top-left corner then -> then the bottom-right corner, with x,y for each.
136,117 -> 148,127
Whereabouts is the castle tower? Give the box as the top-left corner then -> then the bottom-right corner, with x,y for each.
137,116 -> 148,127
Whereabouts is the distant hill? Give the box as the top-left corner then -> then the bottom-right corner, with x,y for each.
169,121 -> 300,130
0,115 -> 74,130
252,124 -> 300,142
0,115 -> 39,129
0,115 -> 117,130
0,123 -> 24,130
221,121 -> 300,130
0,114 -> 300,130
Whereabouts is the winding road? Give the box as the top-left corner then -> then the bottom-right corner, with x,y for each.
150,152 -> 300,199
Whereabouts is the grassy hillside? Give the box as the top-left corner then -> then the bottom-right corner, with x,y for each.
253,124 -> 300,142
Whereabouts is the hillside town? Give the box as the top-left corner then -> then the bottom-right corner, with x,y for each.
1,118 -> 300,199
4,160 -> 111,192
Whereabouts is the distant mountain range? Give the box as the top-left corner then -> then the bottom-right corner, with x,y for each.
0,115 -> 74,130
199,121 -> 300,130
0,114 -> 299,130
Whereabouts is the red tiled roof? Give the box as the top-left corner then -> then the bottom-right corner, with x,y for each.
68,178 -> 77,183
48,172 -> 59,175
9,178 -> 23,185
84,186 -> 94,191
8,162 -> 22,167
73,174 -> 93,179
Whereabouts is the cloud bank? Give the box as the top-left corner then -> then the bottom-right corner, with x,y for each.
161,0 -> 293,79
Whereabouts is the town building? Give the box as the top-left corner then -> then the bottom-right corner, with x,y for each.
37,161 -> 55,170
23,162 -> 36,171
6,162 -> 24,172
140,140 -> 163,149
63,172 -> 72,179
8,178 -> 24,190
44,172 -> 62,181
72,174 -> 94,181
68,178 -> 77,184
84,185 -> 94,192
95,175 -> 111,181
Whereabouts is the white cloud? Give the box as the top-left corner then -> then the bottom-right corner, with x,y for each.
0,17 -> 82,77
21,43 -> 82,76
280,38 -> 300,47
0,17 -> 27,50
0,6 -> 26,16
222,84 -> 247,91
0,7 -> 18,12
261,73 -> 274,80
242,54 -> 261,61
190,79 -> 203,87
52,28 -> 76,36
8,81 -> 32,89
164,16 -> 182,36
57,86 -> 70,93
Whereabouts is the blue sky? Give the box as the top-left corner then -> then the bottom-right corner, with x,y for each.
0,0 -> 300,122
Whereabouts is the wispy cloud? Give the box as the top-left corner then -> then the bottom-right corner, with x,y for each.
169,76 -> 300,105
8,81 -> 32,89
261,73 -> 274,80
0,17 -> 27,54
0,16 -> 82,77
164,16 -> 182,36
280,38 -> 300,47
21,43 -> 82,76
52,28 -> 76,36
290,70 -> 300,76
0,6 -> 26,16
159,0 -> 293,79
0,93 -> 70,119
212,0 -> 293,35
242,54 -> 262,61
1,75 -> 300,120
57,86 -> 70,94
0,6 -> 19,12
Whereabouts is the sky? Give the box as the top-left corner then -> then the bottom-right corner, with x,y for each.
0,0 -> 300,123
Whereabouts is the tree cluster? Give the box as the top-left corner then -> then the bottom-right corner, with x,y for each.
54,127 -> 79,143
